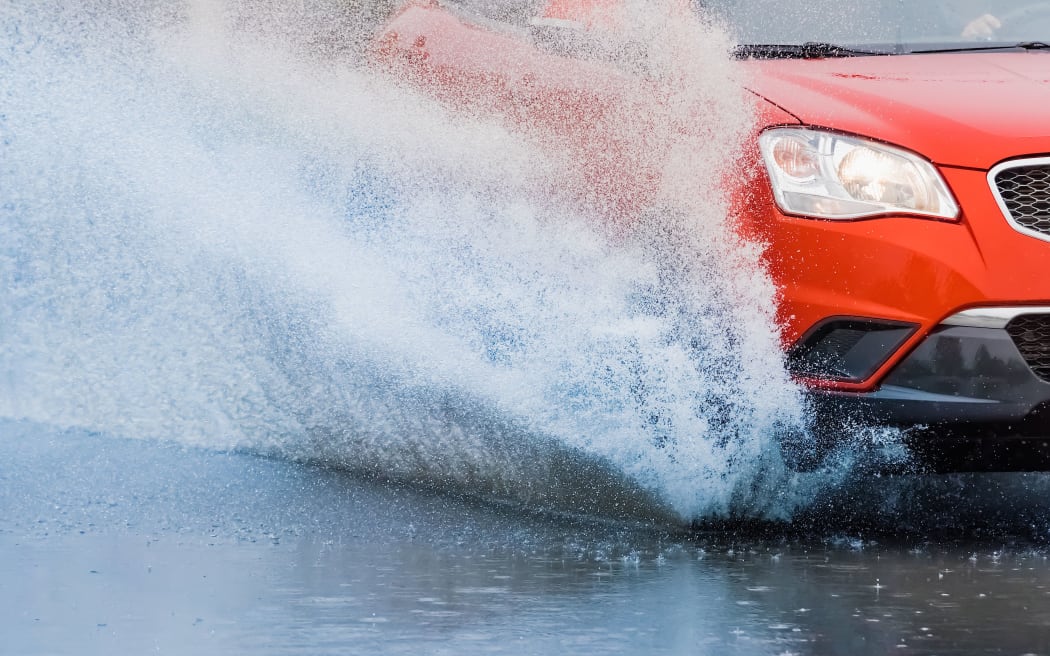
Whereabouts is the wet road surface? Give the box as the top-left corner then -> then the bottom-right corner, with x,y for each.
4,420 -> 1050,655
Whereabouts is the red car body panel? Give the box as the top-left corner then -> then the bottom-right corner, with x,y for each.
746,54 -> 1050,169
373,1 -> 1050,398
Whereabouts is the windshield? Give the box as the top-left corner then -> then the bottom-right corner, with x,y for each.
699,0 -> 1050,53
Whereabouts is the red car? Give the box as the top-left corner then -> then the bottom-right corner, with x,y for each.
372,0 -> 1050,469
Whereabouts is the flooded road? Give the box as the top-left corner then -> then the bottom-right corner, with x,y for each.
5,420 -> 1050,655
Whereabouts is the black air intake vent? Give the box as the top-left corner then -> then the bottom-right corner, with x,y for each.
787,318 -> 917,382
1005,314 -> 1050,383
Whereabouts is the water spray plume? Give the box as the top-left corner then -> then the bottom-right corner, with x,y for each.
0,0 -> 858,522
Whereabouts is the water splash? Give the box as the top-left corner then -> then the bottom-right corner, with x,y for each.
1,0 -> 848,521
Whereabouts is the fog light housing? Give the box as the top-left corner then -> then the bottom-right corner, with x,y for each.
788,318 -> 918,382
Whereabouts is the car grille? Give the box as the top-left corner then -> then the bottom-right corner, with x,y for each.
1006,314 -> 1050,383
992,160 -> 1050,241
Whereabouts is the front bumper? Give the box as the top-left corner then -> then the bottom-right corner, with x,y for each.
752,158 -> 1050,394
818,309 -> 1050,426
809,307 -> 1050,469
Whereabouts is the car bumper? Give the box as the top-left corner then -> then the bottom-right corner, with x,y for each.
806,307 -> 1050,469
747,157 -> 1050,387
813,308 -> 1050,426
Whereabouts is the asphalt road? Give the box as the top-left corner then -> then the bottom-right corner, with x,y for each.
5,419 -> 1050,655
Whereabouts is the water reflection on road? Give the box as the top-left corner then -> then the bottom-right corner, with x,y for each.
3,421 -> 1050,655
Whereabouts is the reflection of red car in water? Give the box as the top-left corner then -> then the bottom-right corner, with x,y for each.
374,0 -> 1050,469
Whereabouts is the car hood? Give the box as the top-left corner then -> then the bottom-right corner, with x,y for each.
745,52 -> 1050,170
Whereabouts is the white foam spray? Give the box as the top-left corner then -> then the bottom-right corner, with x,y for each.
0,0 -> 852,521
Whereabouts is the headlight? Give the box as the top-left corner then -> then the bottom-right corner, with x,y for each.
758,128 -> 959,221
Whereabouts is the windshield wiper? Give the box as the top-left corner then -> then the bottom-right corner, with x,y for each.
909,41 -> 1050,54
734,42 -> 892,60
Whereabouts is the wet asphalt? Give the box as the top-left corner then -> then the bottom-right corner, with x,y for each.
4,419 -> 1050,655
